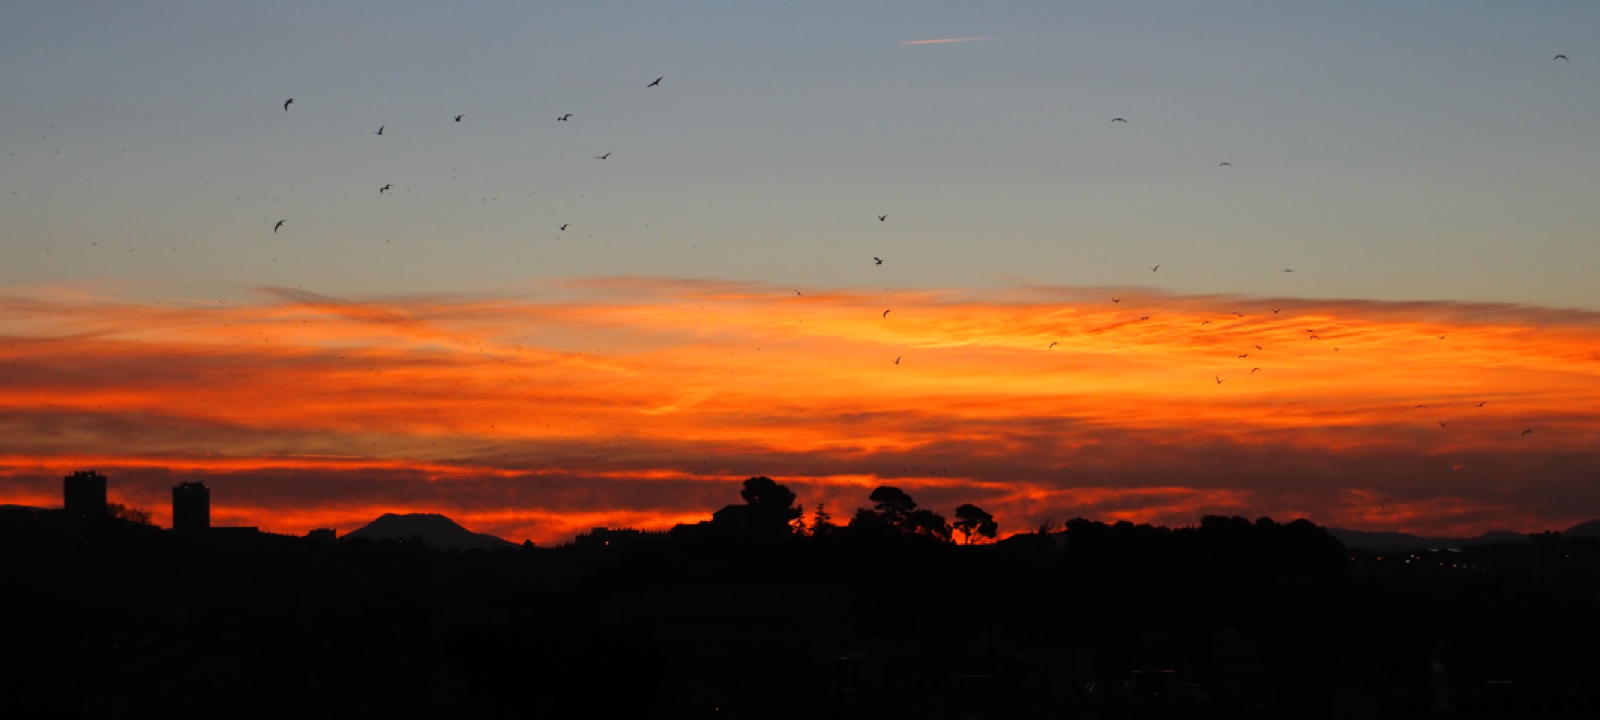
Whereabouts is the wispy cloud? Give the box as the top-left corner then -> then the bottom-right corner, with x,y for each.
899,36 -> 994,46
3,278 -> 1599,542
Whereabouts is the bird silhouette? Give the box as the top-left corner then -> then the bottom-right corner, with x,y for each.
273,220 -> 286,233
1476,401 -> 1487,408
1219,162 -> 1232,167
379,184 -> 392,194
1521,428 -> 1533,436
893,356 -> 901,365
1308,334 -> 1320,340
373,125 -> 385,136
1438,421 -> 1449,428
1200,320 -> 1212,326
1111,117 -> 1128,123
1250,367 -> 1261,374
558,114 -> 572,122
1438,334 -> 1447,340
283,98 -> 294,111
559,223 -> 569,231
1272,308 -> 1282,314
1111,297 -> 1121,303
1139,316 -> 1150,321
794,290 -> 803,297
1253,344 -> 1263,350
1237,353 -> 1249,358
1555,54 -> 1569,61
1149,264 -> 1160,272
1215,375 -> 1224,384
873,257 -> 883,265
595,152 -> 611,160
647,76 -> 663,87
881,309 -> 891,318
452,114 -> 463,123
1282,268 -> 1294,273
877,214 -> 887,222
1048,342 -> 1058,350
1414,404 -> 1428,409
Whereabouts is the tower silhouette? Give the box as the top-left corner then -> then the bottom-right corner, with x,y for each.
63,471 -> 107,519
172,481 -> 210,532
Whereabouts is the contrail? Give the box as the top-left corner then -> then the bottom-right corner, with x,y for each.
899,36 -> 993,46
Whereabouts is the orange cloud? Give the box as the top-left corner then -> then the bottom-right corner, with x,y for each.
2,279 -> 1599,543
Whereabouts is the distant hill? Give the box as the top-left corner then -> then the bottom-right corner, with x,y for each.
1565,520 -> 1600,538
1328,522 -> 1598,552
344,513 -> 513,551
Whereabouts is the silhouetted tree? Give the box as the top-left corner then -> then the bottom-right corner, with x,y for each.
953,504 -> 998,544
791,503 -> 808,535
869,486 -> 917,525
907,508 -> 952,541
705,476 -> 803,540
847,486 -> 952,542
810,502 -> 834,536
107,503 -> 152,526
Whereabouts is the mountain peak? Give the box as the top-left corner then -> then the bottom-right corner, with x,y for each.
344,512 -> 513,551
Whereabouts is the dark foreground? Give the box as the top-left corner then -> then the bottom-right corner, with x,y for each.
4,512 -> 1599,719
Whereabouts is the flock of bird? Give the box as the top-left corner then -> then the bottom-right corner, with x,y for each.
260,56 -> 1573,441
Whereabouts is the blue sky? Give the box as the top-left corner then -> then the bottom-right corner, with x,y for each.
3,1 -> 1597,306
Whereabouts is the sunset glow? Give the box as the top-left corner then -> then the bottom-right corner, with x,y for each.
4,278 -> 1597,542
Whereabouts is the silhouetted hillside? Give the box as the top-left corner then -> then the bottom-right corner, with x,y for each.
343,512 -> 513,550
1565,519 -> 1600,538
1328,521 -> 1600,552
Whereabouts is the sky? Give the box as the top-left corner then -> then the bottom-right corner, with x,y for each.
2,2 -> 1598,541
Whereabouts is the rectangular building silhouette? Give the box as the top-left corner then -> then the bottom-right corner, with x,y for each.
172,481 -> 210,532
63,471 -> 107,519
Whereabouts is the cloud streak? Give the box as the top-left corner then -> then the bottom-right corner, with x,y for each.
899,36 -> 994,46
3,278 -> 1599,542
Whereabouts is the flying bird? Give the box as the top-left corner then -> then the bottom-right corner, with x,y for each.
1414,404 -> 1428,409
559,223 -> 569,231
647,76 -> 663,87
273,220 -> 286,233
1521,428 -> 1533,436
1282,268 -> 1294,273
1219,162 -> 1232,167
1237,353 -> 1249,358
894,356 -> 902,365
283,98 -> 294,111
1149,264 -> 1160,272
1438,334 -> 1447,340
1476,401 -> 1487,408
1111,297 -> 1121,303
882,309 -> 891,318
1215,375 -> 1224,384
794,290 -> 803,297
878,214 -> 887,222
1253,345 -> 1263,350
595,152 -> 611,160
454,114 -> 464,122
558,114 -> 572,122
1438,421 -> 1449,428
379,184 -> 392,194
1250,367 -> 1261,374
873,257 -> 883,265
373,125 -> 385,136
1111,117 -> 1128,124
1555,54 -> 1569,61
1200,320 -> 1212,326
1139,316 -> 1150,321
1272,308 -> 1282,314
1048,342 -> 1058,350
